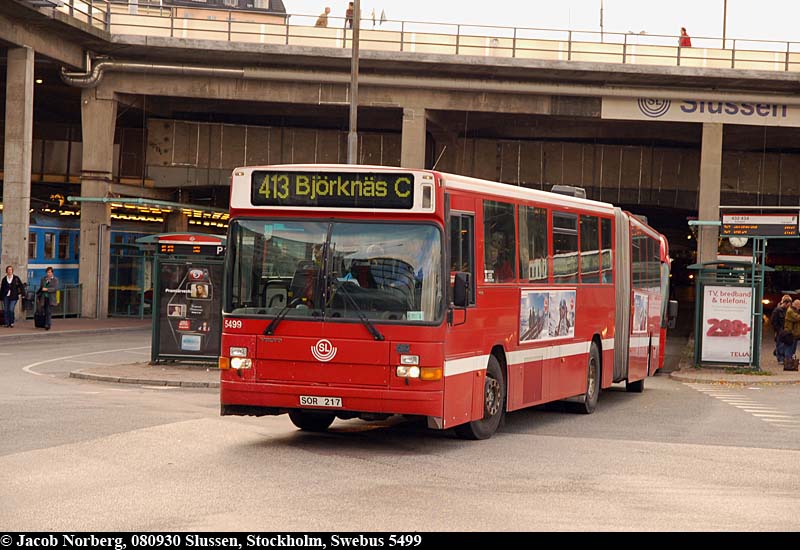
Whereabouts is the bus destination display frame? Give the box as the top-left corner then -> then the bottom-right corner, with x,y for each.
250,171 -> 416,209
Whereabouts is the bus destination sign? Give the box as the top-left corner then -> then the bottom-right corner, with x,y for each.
251,171 -> 416,209
721,214 -> 799,237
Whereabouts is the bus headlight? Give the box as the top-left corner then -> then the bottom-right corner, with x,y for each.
396,365 -> 420,378
400,355 -> 419,365
230,357 -> 253,370
230,347 -> 248,357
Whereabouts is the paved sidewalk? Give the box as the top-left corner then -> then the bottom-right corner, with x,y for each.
0,317 -> 151,341
669,332 -> 800,385
70,362 -> 219,388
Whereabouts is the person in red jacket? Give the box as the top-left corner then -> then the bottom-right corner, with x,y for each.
679,27 -> 692,47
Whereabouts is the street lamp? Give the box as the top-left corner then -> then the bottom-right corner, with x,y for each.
722,0 -> 728,49
599,0 -> 604,43
347,0 -> 361,164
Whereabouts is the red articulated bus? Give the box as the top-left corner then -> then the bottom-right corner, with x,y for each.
219,165 -> 674,439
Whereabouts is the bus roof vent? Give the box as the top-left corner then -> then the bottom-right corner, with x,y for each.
550,185 -> 587,199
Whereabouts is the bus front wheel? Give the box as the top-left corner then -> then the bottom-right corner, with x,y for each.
454,355 -> 506,440
288,410 -> 335,432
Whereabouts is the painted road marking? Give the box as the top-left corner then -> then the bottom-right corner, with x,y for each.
22,346 -> 149,376
685,383 -> 797,430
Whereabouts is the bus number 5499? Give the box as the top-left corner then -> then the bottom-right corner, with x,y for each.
389,535 -> 422,547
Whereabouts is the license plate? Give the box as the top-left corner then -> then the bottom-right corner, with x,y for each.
300,395 -> 343,408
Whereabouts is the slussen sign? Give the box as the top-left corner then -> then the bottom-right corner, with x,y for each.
251,171 -> 415,209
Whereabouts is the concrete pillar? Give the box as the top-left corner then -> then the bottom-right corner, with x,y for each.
401,107 -> 426,169
2,47 -> 34,295
697,123 -> 723,264
166,211 -> 188,233
79,88 -> 117,319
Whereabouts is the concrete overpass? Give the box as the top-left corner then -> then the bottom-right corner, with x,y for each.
4,0 -> 800,317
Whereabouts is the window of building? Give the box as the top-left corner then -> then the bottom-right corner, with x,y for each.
57,233 -> 69,260
449,212 -> 475,304
600,218 -> 613,283
44,232 -> 55,259
74,234 -> 80,260
552,212 -> 578,284
519,206 -> 548,282
29,232 -> 38,259
483,201 -> 516,283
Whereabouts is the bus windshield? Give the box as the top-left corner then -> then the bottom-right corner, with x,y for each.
227,219 -> 443,323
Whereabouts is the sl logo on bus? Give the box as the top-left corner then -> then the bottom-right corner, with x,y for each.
311,339 -> 337,362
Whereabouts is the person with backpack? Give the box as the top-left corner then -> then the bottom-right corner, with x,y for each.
1,265 -> 26,328
37,266 -> 59,331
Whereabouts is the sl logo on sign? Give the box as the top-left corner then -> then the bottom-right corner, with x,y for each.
311,339 -> 337,362
638,98 -> 671,118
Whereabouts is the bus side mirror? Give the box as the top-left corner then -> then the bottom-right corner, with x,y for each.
453,272 -> 470,308
667,299 -> 678,329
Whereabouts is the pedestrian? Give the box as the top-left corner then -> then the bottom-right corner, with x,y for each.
314,6 -> 330,27
1,265 -> 25,328
37,266 -> 59,331
782,299 -> 800,371
344,1 -> 354,29
770,295 -> 792,363
679,27 -> 692,48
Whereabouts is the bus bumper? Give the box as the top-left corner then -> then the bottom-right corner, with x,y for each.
220,380 -> 443,418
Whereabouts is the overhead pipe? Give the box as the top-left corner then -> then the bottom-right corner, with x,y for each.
60,59 -> 244,88
60,56 -> 800,105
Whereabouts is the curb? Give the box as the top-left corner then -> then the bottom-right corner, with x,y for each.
0,325 -> 150,343
669,370 -> 800,385
69,370 -> 220,388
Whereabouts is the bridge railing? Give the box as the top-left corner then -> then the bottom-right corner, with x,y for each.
46,0 -> 800,74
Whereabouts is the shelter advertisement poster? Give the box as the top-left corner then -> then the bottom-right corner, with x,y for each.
158,262 -> 223,358
700,286 -> 753,363
519,289 -> 576,343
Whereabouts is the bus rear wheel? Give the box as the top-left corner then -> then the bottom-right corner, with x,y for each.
571,342 -> 600,414
288,410 -> 336,432
454,355 -> 506,440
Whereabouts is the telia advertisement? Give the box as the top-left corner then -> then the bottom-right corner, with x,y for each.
700,286 -> 753,364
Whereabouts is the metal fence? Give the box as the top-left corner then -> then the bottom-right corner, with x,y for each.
23,283 -> 82,319
42,0 -> 800,73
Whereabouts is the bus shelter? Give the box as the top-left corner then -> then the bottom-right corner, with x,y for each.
690,212 -> 796,369
136,233 -> 226,363
689,260 -> 771,369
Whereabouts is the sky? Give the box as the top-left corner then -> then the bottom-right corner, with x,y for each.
285,0 -> 800,47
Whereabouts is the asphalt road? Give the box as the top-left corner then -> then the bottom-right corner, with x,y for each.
1,331 -> 799,531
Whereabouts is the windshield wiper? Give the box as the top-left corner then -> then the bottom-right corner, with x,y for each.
264,303 -> 292,335
333,281 -> 385,341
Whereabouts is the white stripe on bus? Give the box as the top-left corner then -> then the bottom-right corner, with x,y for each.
445,339 -> 615,377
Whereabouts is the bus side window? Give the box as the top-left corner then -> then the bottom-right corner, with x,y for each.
519,205 -> 548,282
449,213 -> 475,304
552,212 -> 578,284
483,201 -> 516,283
579,215 -> 600,283
600,218 -> 613,284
